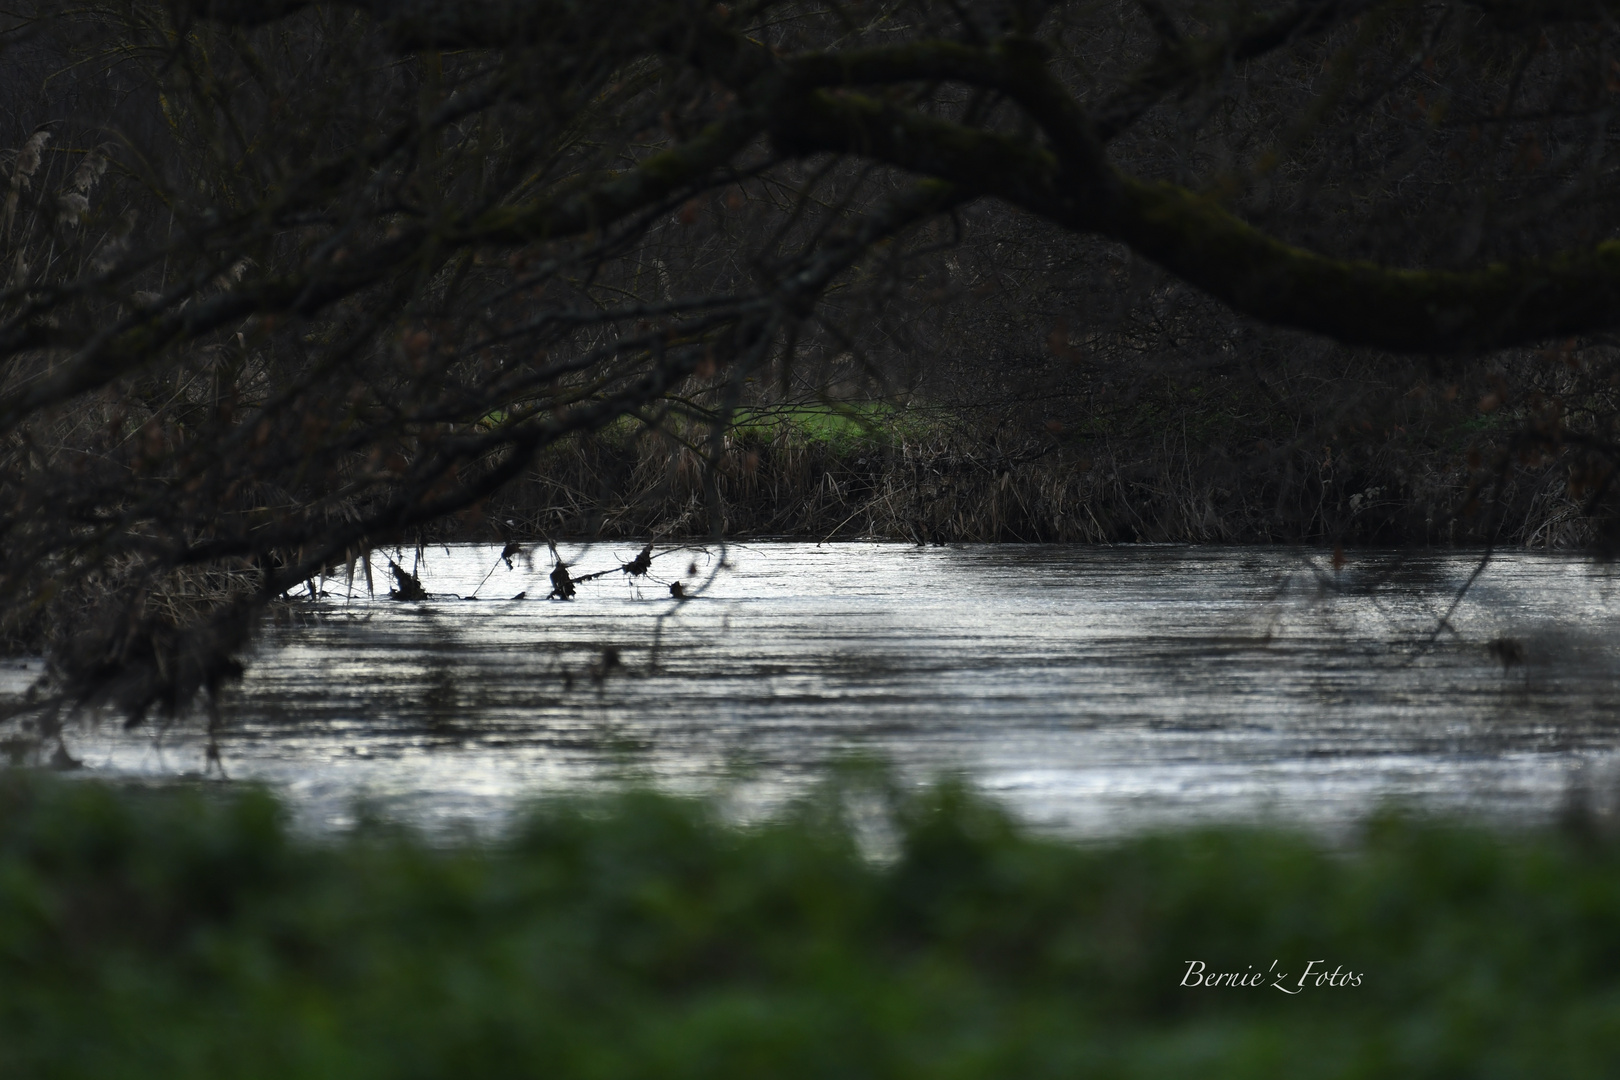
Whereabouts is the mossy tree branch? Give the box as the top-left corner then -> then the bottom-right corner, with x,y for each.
756,74 -> 1620,352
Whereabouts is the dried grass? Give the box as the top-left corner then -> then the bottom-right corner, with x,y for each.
483,419 -> 1579,547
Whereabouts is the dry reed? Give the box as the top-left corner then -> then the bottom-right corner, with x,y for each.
479,419 -> 1594,547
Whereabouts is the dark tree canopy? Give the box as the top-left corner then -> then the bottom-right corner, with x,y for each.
3,0 -> 1620,719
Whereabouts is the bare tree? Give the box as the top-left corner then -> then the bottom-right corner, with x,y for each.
4,0 -> 1620,721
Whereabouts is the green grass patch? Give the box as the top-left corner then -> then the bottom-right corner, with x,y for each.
3,775 -> 1619,1078
728,402 -> 945,450
528,403 -> 944,461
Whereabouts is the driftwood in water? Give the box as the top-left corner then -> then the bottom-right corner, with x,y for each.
623,544 -> 653,577
388,561 -> 428,601
547,544 -> 688,598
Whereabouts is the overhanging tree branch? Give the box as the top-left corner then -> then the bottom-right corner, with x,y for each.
165,1 -> 1620,354
759,80 -> 1620,351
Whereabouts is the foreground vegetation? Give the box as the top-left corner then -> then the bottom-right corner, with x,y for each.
3,775 -> 1620,1078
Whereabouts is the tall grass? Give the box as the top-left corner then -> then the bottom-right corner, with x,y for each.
484,406 -> 1583,546
2,773 -> 1619,1078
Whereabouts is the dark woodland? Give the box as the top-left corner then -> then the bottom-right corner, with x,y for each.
4,0 -> 1620,719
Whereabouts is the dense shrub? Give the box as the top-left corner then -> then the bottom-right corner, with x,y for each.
2,775 -> 1618,1078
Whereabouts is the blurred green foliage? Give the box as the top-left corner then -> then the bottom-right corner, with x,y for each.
2,774 -> 1619,1078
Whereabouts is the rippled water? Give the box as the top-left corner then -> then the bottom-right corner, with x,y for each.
27,543 -> 1620,835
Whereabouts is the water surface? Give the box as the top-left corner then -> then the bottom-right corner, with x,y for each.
35,543 -> 1620,835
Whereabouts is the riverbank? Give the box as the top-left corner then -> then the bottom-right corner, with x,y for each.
473,403 -> 1588,547
3,773 -> 1618,1078
0,398 -> 1588,668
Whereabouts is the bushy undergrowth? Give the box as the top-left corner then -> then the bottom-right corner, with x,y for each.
3,775 -> 1619,1078
481,398 -> 1582,547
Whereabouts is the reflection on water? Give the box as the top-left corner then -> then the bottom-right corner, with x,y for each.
32,543 -> 1620,835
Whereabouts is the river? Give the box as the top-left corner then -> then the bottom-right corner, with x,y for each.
27,542 -> 1620,835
